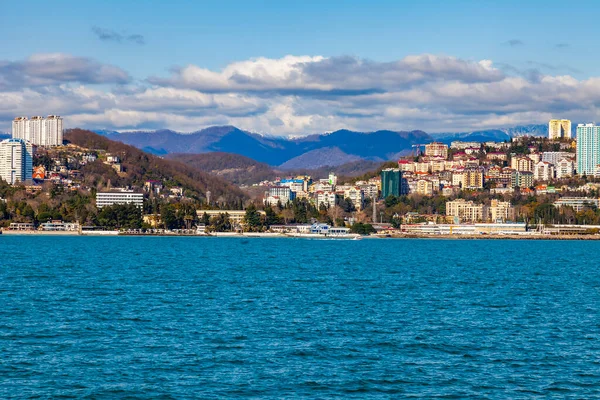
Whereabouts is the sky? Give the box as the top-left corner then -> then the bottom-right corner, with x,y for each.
0,0 -> 599,136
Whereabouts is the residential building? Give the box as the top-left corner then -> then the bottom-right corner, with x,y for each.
445,199 -> 488,223
511,156 -> 534,172
487,152 -> 507,162
0,138 -> 33,184
462,168 -> 484,189
489,200 -> 515,222
398,159 -> 415,172
534,161 -> 555,181
549,119 -> 572,140
554,197 -> 600,212
425,142 -> 449,159
556,158 -> 575,178
511,171 -> 534,188
542,151 -> 574,166
197,210 -> 266,226
343,186 -> 364,210
96,190 -> 144,208
315,191 -> 337,208
415,179 -> 434,196
451,141 -> 480,150
12,115 -> 63,146
380,168 -> 402,198
264,186 -> 295,206
356,182 -> 379,199
576,124 -> 600,175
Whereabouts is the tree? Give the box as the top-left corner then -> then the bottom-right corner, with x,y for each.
161,204 -> 179,230
350,222 -> 376,235
244,204 -> 262,232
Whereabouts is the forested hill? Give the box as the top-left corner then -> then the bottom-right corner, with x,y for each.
167,152 -> 386,185
64,129 -> 248,204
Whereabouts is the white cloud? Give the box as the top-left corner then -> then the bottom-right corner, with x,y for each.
2,52 -> 600,136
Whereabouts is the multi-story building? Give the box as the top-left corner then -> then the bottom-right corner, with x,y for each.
542,151 -> 574,166
445,199 -> 488,223
380,168 -> 402,198
511,156 -> 534,172
264,186 -> 296,206
462,168 -> 484,189
197,210 -> 266,226
343,187 -> 364,210
398,159 -> 414,172
554,197 -> 600,212
489,199 -> 515,222
556,158 -> 575,178
450,141 -> 480,150
549,119 -> 572,140
12,115 -> 63,146
576,124 -> 600,176
315,191 -> 337,208
511,171 -> 534,188
0,138 -> 34,184
534,161 -> 555,181
425,142 -> 449,159
96,190 -> 144,209
415,179 -> 434,196
356,182 -> 379,199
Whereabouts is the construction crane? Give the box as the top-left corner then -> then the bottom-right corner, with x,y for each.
411,144 -> 426,158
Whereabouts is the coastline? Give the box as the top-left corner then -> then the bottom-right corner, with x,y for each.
3,229 -> 600,240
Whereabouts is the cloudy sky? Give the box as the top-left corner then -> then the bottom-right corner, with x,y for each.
0,0 -> 598,136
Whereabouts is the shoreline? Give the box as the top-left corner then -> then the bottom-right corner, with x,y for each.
3,230 -> 600,240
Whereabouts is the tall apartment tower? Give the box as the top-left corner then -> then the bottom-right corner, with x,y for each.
44,115 -> 64,146
11,115 -> 63,146
380,168 -> 402,198
0,139 -> 34,184
12,117 -> 29,140
576,123 -> 600,176
549,119 -> 572,140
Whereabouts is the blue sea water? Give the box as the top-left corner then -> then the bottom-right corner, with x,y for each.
1,236 -> 600,398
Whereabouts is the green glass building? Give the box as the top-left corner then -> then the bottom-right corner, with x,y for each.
380,168 -> 402,198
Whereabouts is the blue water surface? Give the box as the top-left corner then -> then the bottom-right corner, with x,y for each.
1,236 -> 600,398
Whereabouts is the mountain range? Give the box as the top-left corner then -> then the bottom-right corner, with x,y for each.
96,126 -> 431,168
93,123 -> 558,168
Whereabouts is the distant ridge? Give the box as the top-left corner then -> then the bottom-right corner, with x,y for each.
94,126 -> 432,166
93,123 -> 567,167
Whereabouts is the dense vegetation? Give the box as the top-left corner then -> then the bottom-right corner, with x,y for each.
65,129 -> 248,205
168,151 -> 387,186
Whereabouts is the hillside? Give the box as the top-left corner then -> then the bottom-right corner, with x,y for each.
167,152 -> 387,185
97,126 -> 432,166
166,152 -> 277,185
64,129 -> 248,204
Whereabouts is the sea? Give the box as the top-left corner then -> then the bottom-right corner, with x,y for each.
1,236 -> 600,398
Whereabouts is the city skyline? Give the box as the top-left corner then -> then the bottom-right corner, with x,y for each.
3,1 -> 600,136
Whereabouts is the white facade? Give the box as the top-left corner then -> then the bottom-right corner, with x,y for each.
534,161 -> 555,181
12,115 -> 63,146
96,190 -> 144,208
343,187 -> 364,210
0,139 -> 33,184
315,191 -> 337,208
556,158 -> 575,179
542,151 -> 574,166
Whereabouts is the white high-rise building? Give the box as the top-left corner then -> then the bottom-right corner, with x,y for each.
11,115 -> 63,146
44,115 -> 64,146
576,124 -> 600,175
0,139 -> 33,184
12,117 -> 29,140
